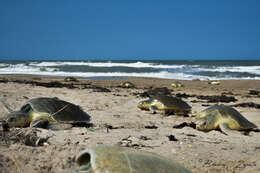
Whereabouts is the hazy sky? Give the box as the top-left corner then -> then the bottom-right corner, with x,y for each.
0,0 -> 259,60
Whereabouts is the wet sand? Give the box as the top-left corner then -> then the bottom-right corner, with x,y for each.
0,74 -> 260,173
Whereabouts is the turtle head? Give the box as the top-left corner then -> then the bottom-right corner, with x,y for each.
195,118 -> 208,130
195,116 -> 215,131
137,100 -> 152,111
6,104 -> 32,128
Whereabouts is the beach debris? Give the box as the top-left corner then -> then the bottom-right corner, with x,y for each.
118,136 -> 151,148
248,87 -> 260,95
70,146 -> 193,173
172,122 -> 196,129
0,127 -> 50,146
137,87 -> 172,98
139,135 -> 152,140
1,120 -> 9,132
194,104 -> 258,135
167,135 -> 178,141
175,93 -> 196,99
171,82 -> 184,88
119,81 -> 135,88
138,95 -> 192,116
221,91 -> 234,95
103,123 -> 125,133
231,102 -> 260,109
0,78 -> 111,91
201,104 -> 211,107
196,95 -> 237,103
1,120 -> 9,144
1,97 -> 91,130
91,86 -> 111,92
64,76 -> 78,82
174,93 -> 237,103
20,128 -> 50,146
144,125 -> 158,129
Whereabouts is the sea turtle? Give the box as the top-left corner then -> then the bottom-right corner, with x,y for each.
69,146 -> 192,173
64,76 -> 78,82
192,78 -> 200,81
208,81 -> 220,85
248,87 -> 260,95
171,82 -> 184,88
195,104 -> 258,135
1,97 -> 91,130
137,95 -> 191,115
120,81 -> 135,88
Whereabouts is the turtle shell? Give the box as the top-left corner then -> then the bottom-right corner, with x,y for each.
121,81 -> 135,88
197,104 -> 257,129
151,95 -> 191,111
74,146 -> 192,173
25,97 -> 90,122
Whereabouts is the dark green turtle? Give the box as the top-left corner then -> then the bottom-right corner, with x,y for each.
248,87 -> 260,95
1,97 -> 91,130
137,95 -> 191,115
195,104 -> 258,135
120,81 -> 135,88
69,146 -> 193,173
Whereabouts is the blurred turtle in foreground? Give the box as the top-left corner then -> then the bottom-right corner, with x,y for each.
1,97 -> 91,130
69,145 -> 193,173
195,104 -> 258,135
138,95 -> 191,116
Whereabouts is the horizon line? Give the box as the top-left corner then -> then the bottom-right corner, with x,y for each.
0,57 -> 260,61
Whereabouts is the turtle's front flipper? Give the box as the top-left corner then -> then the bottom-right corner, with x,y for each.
219,123 -> 241,136
149,105 -> 158,114
30,119 -> 72,130
30,119 -> 49,128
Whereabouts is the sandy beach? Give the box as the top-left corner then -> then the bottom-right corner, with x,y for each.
0,74 -> 260,173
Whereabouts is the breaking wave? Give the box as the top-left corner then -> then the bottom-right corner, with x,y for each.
0,60 -> 260,80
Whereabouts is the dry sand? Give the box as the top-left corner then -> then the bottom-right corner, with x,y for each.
0,74 -> 260,173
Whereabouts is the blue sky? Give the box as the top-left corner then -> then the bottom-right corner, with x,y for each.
0,0 -> 259,60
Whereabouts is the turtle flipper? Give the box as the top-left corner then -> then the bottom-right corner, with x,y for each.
30,119 -> 49,128
219,123 -> 241,136
149,105 -> 158,114
30,119 -> 72,130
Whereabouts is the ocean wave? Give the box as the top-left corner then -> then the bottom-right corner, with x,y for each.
0,64 -> 57,73
0,69 -> 259,80
199,66 -> 260,75
29,61 -> 187,69
0,61 -> 260,80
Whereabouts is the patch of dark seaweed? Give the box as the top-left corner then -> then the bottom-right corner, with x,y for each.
231,102 -> 260,109
134,87 -> 172,98
0,78 -> 111,92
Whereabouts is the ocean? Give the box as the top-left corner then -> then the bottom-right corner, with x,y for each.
0,60 -> 260,80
